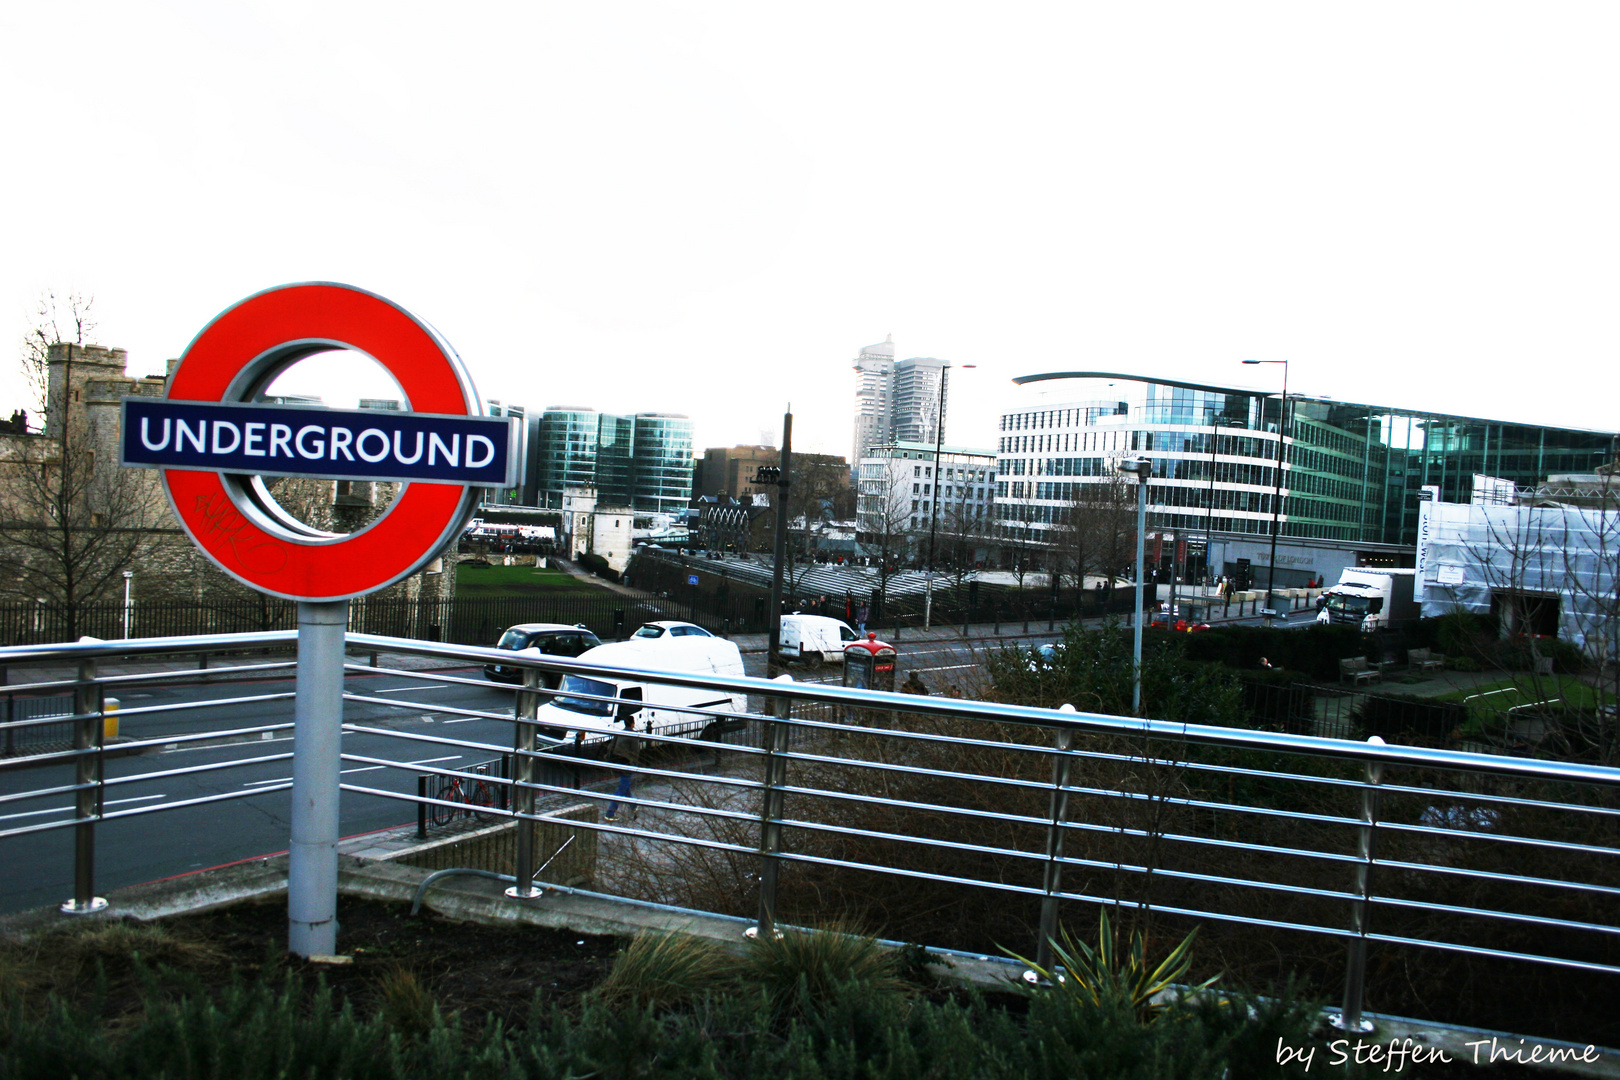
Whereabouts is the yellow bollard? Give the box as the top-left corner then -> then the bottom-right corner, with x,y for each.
102,697 -> 119,741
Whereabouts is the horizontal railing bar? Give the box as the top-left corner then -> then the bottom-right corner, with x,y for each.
347,631 -> 1620,786
1364,930 -> 1620,977
90,660 -> 301,688
110,723 -> 296,751
0,745 -> 102,770
343,665 -> 504,690
1377,819 -> 1620,860
339,694 -> 519,725
1370,892 -> 1620,938
100,751 -> 298,788
1377,856 -> 1620,898
0,781 -> 92,807
92,692 -> 297,720
98,783 -> 296,821
1371,780 -> 1620,820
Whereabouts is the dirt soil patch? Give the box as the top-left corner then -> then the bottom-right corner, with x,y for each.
7,896 -> 619,1036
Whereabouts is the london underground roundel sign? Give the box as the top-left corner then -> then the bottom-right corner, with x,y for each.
133,283 -> 513,602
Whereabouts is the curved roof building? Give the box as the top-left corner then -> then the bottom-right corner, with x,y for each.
996,372 -> 1614,583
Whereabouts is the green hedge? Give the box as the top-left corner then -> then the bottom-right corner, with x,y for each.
0,952 -> 1333,1080
1181,623 -> 1364,682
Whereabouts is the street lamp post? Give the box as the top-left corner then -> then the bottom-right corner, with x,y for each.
1203,415 -> 1235,593
753,408 -> 792,673
925,363 -> 975,629
122,570 -> 134,640
1116,456 -> 1152,715
1242,359 -> 1289,614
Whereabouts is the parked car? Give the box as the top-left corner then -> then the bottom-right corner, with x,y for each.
484,623 -> 602,684
631,620 -> 715,639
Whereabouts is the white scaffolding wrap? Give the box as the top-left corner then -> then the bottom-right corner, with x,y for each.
1416,498 -> 1620,660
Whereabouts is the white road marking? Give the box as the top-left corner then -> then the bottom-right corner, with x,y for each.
163,737 -> 292,753
375,685 -> 454,694
0,793 -> 165,822
912,663 -> 978,673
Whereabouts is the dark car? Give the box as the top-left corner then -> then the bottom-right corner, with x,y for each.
484,623 -> 602,684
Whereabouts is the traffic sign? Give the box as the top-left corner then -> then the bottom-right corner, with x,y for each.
145,283 -> 495,601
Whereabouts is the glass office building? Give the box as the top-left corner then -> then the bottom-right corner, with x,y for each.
532,408 -> 694,514
996,372 -> 1614,555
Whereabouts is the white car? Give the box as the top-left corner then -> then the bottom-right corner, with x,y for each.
631,620 -> 715,639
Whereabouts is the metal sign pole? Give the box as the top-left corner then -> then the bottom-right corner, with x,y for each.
288,599 -> 349,957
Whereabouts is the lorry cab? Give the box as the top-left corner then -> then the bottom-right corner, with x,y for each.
532,634 -> 747,748
779,614 -> 859,664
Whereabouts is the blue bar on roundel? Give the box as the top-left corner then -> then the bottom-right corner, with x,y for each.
118,398 -> 519,488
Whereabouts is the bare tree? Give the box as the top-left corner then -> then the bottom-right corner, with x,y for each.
0,300 -> 163,638
20,290 -> 95,430
1051,476 -> 1137,601
856,456 -> 916,616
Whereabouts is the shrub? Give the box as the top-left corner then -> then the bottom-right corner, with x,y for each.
576,552 -> 621,582
1351,693 -> 1465,744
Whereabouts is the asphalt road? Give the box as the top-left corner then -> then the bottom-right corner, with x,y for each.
0,631 -> 1056,916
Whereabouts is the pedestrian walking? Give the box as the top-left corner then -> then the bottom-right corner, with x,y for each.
604,698 -> 643,822
855,602 -> 869,634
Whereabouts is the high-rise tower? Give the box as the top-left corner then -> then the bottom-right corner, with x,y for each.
851,334 -> 895,467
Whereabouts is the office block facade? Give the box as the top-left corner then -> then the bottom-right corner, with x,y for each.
533,408 -> 694,514
994,372 -> 1614,575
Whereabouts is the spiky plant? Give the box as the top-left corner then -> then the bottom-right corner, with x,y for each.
591,930 -> 734,1011
375,966 -> 438,1038
1007,907 -> 1217,1022
738,922 -> 908,1017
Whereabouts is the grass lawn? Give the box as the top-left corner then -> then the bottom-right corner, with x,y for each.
1434,674 -> 1615,736
455,561 -> 604,598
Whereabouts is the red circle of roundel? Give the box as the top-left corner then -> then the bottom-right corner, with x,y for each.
163,283 -> 476,602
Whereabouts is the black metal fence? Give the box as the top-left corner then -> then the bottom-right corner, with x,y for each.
0,594 -> 711,650
625,552 -> 1144,636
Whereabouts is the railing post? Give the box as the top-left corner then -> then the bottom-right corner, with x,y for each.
1335,735 -> 1385,1032
507,667 -> 544,899
754,674 -> 794,938
61,659 -> 107,914
416,775 -> 428,839
1033,704 -> 1076,972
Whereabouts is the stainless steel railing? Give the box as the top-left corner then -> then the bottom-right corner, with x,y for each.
0,630 -> 1616,1040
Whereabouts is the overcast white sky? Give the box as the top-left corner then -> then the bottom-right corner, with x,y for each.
3,2 -> 1615,461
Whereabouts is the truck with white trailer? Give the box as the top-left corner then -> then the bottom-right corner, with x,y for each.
1315,567 -> 1419,632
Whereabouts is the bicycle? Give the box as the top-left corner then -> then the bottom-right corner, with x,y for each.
429,768 -> 500,827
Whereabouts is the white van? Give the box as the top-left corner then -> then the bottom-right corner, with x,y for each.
532,635 -> 748,747
779,614 -> 859,664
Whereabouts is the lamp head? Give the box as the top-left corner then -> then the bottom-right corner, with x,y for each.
1116,457 -> 1153,480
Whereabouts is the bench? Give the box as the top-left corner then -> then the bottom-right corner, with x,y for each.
1408,647 -> 1445,673
1339,656 -> 1382,685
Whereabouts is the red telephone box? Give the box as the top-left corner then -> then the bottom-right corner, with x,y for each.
843,633 -> 897,692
